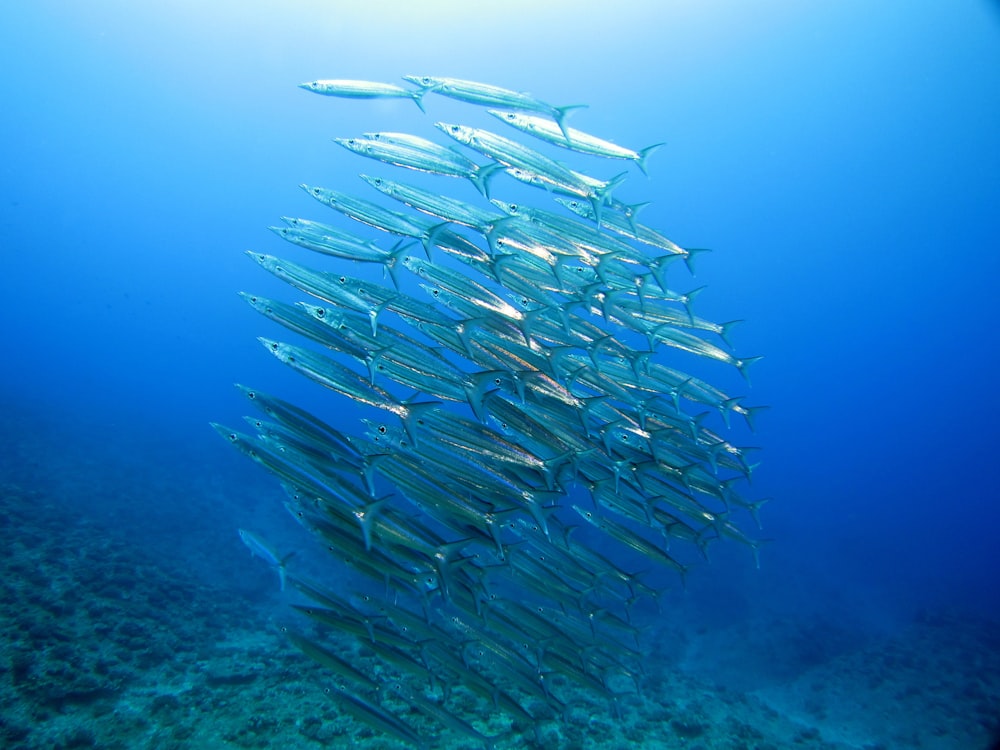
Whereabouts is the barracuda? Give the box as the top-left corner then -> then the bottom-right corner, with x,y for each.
222,73 -> 767,749
299,78 -> 427,112
404,75 -> 584,138
337,134 -> 501,197
488,109 -> 663,175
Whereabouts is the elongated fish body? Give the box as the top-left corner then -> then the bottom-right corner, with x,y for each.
239,293 -> 375,362
235,384 -> 364,463
488,109 -> 664,174
554,197 -> 699,275
336,135 -> 500,196
299,79 -> 426,112
404,256 -> 523,322
237,528 -> 290,591
335,135 -> 472,175
438,123 -> 606,207
259,339 -> 402,412
270,218 -> 395,264
404,75 -> 583,138
359,173 -> 508,242
303,184 -> 426,240
246,252 -> 386,327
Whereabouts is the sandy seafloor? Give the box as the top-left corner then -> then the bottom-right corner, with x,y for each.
1,401 -> 998,750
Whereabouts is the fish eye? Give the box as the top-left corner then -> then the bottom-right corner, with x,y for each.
315,308 -> 325,318
509,204 -> 518,212
378,425 -> 387,434
338,276 -> 347,283
247,391 -> 255,399
494,377 -> 502,385
450,125 -> 459,133
505,113 -> 515,121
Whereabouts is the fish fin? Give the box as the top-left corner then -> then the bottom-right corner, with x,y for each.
423,223 -> 453,261
410,88 -> 427,113
682,285 -> 706,322
400,400 -> 441,447
370,300 -> 394,336
554,104 -> 587,139
740,404 -> 770,432
591,171 -> 629,229
277,561 -> 289,592
736,355 -> 764,384
646,252 -> 681,292
636,143 -> 665,176
463,377 -> 495,423
472,162 -> 505,200
383,240 -> 414,290
357,495 -> 392,552
683,247 -> 712,275
719,397 -> 740,429
719,319 -> 743,349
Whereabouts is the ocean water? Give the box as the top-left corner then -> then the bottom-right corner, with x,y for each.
2,2 -> 999,749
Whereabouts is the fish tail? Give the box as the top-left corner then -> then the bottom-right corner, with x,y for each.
592,171 -> 630,228
636,142 -> 666,176
554,104 -> 587,140
471,162 -> 505,200
719,319 -> 743,349
278,561 -> 288,592
740,404 -> 770,433
423,223 -> 452,260
719,397 -> 740,429
683,247 -> 712,275
384,240 -> 413,290
682,285 -> 706,322
411,88 -> 427,113
736,355 -> 764,384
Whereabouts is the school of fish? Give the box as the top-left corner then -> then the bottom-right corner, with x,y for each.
215,76 -> 767,748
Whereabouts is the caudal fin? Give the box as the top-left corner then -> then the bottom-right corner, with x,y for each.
636,142 -> 666,176
554,103 -> 587,140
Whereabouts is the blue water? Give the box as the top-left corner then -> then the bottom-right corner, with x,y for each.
2,2 -> 999,747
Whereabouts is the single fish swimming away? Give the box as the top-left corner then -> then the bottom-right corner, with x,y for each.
299,79 -> 427,112
218,75 -> 767,747
237,528 -> 292,591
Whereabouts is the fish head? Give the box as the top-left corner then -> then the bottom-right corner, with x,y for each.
434,121 -> 473,145
333,136 -> 370,154
489,198 -> 522,217
358,174 -> 390,193
487,109 -> 521,125
402,75 -> 442,90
